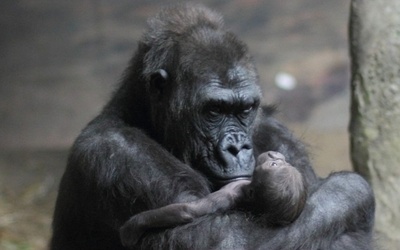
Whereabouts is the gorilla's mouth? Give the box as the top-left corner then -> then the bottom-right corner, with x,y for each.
196,153 -> 254,189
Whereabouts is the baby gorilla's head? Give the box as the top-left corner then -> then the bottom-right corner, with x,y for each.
247,151 -> 307,226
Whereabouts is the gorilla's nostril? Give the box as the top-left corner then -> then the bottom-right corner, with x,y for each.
227,145 -> 240,156
242,144 -> 252,150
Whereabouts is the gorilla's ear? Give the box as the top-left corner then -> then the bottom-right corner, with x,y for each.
150,69 -> 169,99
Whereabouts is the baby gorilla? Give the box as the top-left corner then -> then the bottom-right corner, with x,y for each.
120,151 -> 307,246
247,151 -> 307,226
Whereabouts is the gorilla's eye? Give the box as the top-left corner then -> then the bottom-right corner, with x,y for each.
242,106 -> 253,114
206,104 -> 223,116
270,162 -> 277,167
238,104 -> 255,119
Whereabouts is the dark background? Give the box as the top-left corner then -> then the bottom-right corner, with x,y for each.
0,1 -> 351,249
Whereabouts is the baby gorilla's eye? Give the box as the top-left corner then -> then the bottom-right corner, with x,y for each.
270,162 -> 278,167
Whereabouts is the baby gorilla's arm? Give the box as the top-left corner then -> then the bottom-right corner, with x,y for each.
120,180 -> 250,245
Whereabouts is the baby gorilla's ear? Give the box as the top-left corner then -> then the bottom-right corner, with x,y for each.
243,185 -> 255,201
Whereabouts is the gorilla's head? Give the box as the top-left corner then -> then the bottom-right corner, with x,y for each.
140,5 -> 261,185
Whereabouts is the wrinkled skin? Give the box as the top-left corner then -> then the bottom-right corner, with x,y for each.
50,4 -> 375,250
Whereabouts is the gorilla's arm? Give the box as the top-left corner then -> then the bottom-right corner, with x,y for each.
134,117 -> 375,249
81,118 -> 212,206
252,115 -> 375,249
51,116 -> 214,249
121,150 -> 307,247
136,174 -> 374,250
120,180 -> 249,247
286,172 -> 375,250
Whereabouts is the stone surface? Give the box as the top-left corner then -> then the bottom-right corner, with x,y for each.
349,0 -> 400,248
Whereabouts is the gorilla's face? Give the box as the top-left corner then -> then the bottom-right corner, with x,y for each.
147,24 -> 261,186
162,62 -> 261,186
193,67 -> 260,184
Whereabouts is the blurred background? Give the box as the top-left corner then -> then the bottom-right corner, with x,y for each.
0,0 -> 351,249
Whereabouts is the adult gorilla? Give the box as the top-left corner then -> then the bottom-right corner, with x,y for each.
50,4 -> 375,250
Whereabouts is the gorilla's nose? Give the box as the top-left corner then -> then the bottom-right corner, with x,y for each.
222,132 -> 252,155
218,132 -> 253,169
226,140 -> 251,156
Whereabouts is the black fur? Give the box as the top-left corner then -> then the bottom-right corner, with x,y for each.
119,151 -> 307,247
50,4 -> 375,250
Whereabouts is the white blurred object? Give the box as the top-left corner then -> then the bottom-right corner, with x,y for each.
274,72 -> 297,90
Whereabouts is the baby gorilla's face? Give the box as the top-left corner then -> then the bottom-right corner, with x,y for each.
257,151 -> 291,168
253,151 -> 294,187
248,151 -> 307,226
256,151 -> 290,172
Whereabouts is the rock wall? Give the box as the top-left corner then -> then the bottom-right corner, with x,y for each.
349,0 -> 400,248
